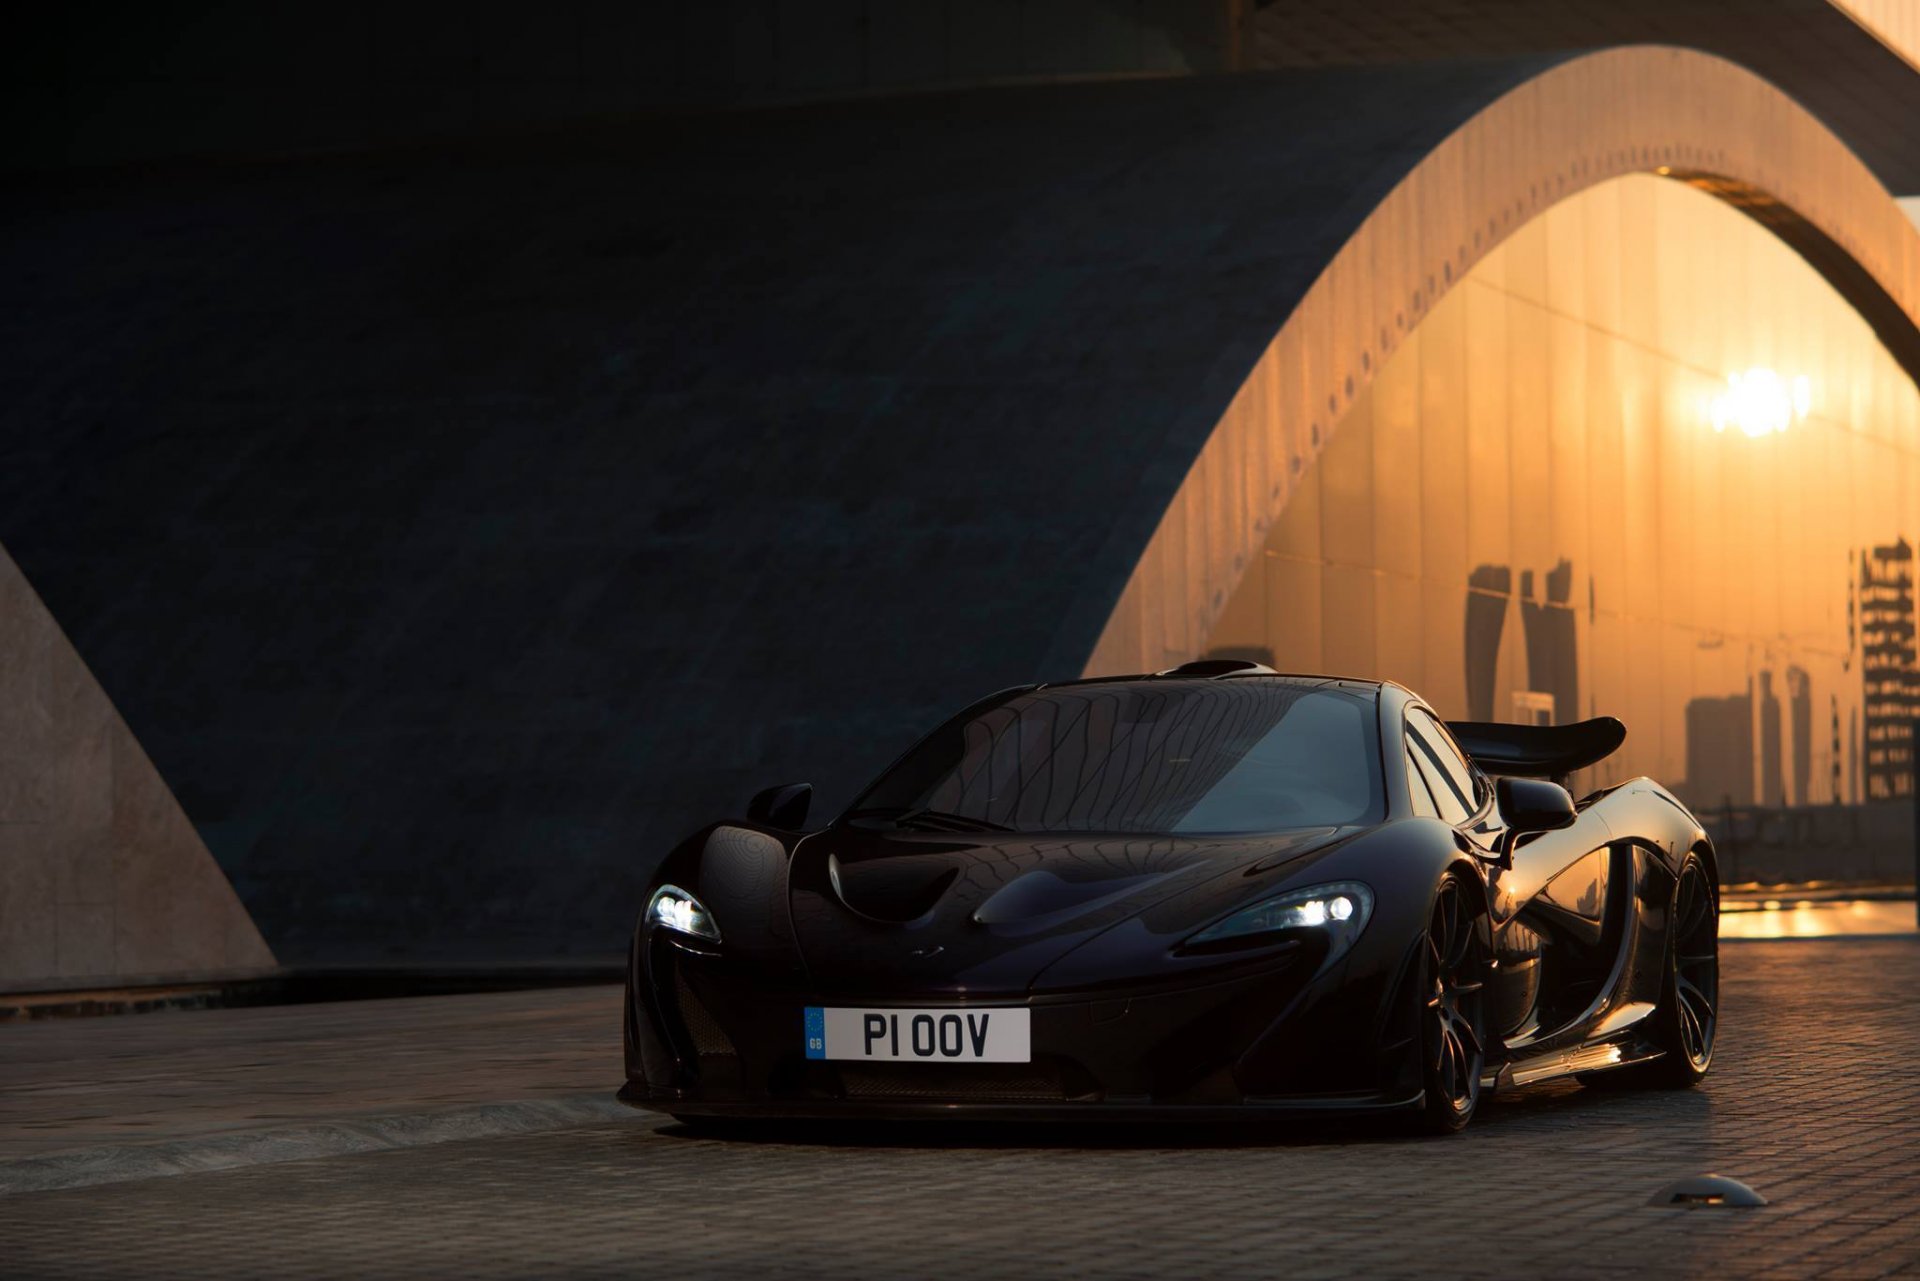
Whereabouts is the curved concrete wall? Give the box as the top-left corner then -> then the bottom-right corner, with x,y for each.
2,50 -> 1916,965
1088,48 -> 1920,678
1205,171 -> 1920,830
1246,1 -> 1920,196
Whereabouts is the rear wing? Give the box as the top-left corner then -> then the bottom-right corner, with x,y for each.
1445,716 -> 1626,781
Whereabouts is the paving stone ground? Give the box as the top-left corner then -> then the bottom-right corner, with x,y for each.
2,939 -> 1918,1280
0,985 -> 622,1161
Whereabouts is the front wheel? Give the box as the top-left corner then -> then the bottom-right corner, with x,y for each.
1408,871 -> 1489,1134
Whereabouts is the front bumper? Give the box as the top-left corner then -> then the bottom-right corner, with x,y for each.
623,926 -> 1422,1119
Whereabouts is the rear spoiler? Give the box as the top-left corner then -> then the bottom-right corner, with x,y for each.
1445,716 -> 1626,781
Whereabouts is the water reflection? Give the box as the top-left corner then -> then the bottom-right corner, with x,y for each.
1719,898 -> 1916,939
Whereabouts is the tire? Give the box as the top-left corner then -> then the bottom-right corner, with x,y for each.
1579,850 -> 1718,1090
1406,870 -> 1490,1134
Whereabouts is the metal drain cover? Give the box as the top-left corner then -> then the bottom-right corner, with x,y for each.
1649,1175 -> 1767,1208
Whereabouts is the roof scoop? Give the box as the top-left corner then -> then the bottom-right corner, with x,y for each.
1446,716 -> 1627,780
1155,658 -> 1277,678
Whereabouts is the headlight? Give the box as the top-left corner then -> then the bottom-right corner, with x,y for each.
1184,881 -> 1374,959
647,884 -> 720,942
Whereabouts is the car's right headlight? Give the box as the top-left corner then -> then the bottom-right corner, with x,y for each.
646,884 -> 721,942
1182,880 -> 1373,960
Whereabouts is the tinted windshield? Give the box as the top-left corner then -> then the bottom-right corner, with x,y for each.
847,679 -> 1383,834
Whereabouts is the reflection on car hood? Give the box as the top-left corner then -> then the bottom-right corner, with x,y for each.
788,825 -> 1349,996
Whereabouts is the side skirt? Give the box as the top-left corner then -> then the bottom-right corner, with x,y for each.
1485,1038 -> 1666,1089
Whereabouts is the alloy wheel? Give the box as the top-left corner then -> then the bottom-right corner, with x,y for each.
1672,858 -> 1719,1070
1424,877 -> 1487,1118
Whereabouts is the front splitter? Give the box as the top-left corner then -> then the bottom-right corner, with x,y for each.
617,1080 -> 1424,1125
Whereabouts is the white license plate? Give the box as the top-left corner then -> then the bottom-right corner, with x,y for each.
804,1006 -> 1030,1063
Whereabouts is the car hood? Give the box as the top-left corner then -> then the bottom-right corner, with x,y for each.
786,824 -> 1352,996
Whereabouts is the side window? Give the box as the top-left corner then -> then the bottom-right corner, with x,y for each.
1421,711 -> 1491,812
1404,744 -> 1442,818
1407,709 -> 1479,824
1408,731 -> 1470,823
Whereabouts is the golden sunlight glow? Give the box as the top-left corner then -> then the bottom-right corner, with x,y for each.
1204,173 -> 1920,808
1718,899 -> 1917,939
1709,368 -> 1811,437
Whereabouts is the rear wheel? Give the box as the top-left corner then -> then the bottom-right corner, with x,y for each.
1409,872 -> 1489,1134
1580,851 -> 1717,1089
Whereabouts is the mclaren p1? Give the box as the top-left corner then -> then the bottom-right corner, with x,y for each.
618,660 -> 1719,1133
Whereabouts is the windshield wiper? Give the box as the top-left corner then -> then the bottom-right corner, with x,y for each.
844,806 -> 1012,834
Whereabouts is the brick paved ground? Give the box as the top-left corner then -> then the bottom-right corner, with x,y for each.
2,939 -> 1917,1280
0,986 -> 621,1161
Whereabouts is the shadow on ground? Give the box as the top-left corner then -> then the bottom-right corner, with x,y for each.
646,1076 -> 1706,1151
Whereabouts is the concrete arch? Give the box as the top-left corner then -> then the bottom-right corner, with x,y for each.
1085,46 -> 1920,676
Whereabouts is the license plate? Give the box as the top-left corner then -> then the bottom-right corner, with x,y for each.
804,1006 -> 1030,1063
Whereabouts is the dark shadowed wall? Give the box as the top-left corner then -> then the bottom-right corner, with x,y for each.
5,0 -> 1243,171
0,66 -> 1550,963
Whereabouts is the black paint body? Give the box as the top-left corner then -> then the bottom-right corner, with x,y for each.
620,674 -> 1716,1122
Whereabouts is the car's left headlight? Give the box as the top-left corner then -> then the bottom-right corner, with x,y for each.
1184,881 -> 1374,960
647,884 -> 721,942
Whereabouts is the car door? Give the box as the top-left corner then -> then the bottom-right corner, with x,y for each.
1405,707 -> 1608,919
1405,707 -> 1620,1046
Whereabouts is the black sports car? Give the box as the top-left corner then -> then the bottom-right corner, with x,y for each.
619,661 -> 1719,1133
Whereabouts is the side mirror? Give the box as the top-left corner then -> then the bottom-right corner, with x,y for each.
1495,776 -> 1577,841
747,782 -> 812,830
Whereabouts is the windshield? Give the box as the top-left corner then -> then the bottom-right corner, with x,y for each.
846,679 -> 1383,835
